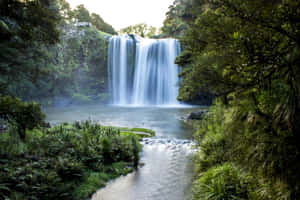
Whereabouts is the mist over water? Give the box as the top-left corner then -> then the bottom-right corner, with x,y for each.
108,35 -> 181,106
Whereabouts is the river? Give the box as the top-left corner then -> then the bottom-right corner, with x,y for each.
45,104 -> 200,200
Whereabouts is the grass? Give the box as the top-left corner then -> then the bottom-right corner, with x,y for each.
119,127 -> 155,138
73,162 -> 132,200
51,123 -> 155,140
193,163 -> 255,200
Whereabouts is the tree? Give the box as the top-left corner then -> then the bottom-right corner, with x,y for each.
73,4 -> 91,22
91,13 -> 117,34
0,0 -> 60,44
56,0 -> 73,23
173,0 -> 300,198
120,23 -> 158,38
161,0 -> 190,37
91,13 -> 105,29
71,5 -> 117,34
0,0 -> 61,100
0,95 -> 46,140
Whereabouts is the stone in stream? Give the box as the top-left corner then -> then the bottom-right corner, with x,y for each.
187,110 -> 208,120
0,123 -> 7,132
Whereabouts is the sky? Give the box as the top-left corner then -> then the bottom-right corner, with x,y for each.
67,0 -> 175,31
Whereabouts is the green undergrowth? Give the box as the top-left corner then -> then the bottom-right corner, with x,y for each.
74,162 -> 132,200
55,122 -> 156,140
193,163 -> 256,200
0,121 -> 143,200
192,103 -> 296,200
192,105 -> 257,200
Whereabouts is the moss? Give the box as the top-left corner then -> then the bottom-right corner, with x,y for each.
119,127 -> 155,137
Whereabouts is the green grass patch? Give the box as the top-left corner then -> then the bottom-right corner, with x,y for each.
73,162 -> 133,200
119,127 -> 155,137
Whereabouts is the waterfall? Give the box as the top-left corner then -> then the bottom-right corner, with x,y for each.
108,35 -> 181,106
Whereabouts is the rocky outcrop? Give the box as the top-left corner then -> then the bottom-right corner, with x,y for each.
0,120 -> 7,132
187,110 -> 208,120
75,22 -> 92,27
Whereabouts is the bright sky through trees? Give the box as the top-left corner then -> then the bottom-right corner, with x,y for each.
68,0 -> 174,31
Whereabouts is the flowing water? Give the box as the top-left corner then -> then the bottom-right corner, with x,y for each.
45,34 -> 199,200
108,35 -> 181,106
45,104 -> 201,200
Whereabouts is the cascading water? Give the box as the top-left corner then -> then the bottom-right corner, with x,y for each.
108,35 -> 181,106
108,35 -> 136,105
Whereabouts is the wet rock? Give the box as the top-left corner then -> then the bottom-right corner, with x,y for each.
0,123 -> 7,131
187,110 -> 208,120
43,122 -> 51,128
138,162 -> 146,168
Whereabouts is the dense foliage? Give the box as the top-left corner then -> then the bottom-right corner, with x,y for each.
0,0 -> 114,105
0,0 -> 60,44
0,0 -> 60,102
161,0 -> 189,38
0,3 -> 136,199
0,121 -> 142,200
72,4 -> 117,35
162,0 -> 300,199
0,95 -> 45,140
39,26 -> 110,105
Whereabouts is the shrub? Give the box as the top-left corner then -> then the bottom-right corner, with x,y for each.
193,163 -> 255,200
194,104 -> 229,172
0,95 -> 45,140
0,121 -> 142,200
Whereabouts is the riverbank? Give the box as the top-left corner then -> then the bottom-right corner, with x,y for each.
45,104 -> 198,200
91,137 -> 195,200
0,121 -> 154,200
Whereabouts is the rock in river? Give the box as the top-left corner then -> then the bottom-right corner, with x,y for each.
187,110 -> 208,120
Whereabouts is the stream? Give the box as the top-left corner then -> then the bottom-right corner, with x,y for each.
45,104 -> 200,200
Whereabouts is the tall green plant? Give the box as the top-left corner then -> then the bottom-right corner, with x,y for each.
0,95 -> 45,140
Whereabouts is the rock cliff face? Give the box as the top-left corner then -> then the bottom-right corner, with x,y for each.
187,110 -> 208,120
56,25 -> 111,104
39,24 -> 112,106
0,21 -> 112,106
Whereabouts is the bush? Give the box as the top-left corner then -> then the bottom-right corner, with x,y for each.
194,104 -> 229,172
0,121 -> 142,200
0,95 -> 45,140
193,163 -> 255,200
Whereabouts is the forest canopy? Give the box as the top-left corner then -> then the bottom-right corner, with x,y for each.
0,0 -> 116,105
